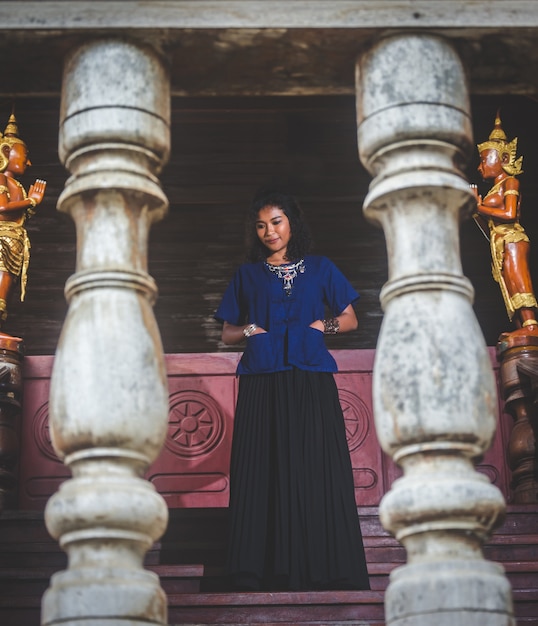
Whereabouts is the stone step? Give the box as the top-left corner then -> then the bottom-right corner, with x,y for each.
0,564 -> 204,596
167,590 -> 386,625
2,505 -> 538,625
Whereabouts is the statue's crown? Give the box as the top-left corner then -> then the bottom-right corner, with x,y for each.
0,113 -> 27,149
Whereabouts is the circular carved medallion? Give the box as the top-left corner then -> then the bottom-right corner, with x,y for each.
33,402 -> 61,463
338,389 -> 370,451
165,390 -> 225,458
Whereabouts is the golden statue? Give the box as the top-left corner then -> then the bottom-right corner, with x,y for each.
0,112 -> 46,341
471,112 -> 538,336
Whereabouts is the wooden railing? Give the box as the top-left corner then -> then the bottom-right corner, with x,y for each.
17,348 -> 512,511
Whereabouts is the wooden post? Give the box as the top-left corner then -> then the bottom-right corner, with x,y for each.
42,39 -> 171,626
0,344 -> 23,510
356,33 -> 514,625
498,336 -> 538,503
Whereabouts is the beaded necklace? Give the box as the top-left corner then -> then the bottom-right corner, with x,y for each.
265,258 -> 305,296
7,176 -> 27,199
484,176 -> 514,200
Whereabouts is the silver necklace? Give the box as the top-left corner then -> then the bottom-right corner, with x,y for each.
265,259 -> 305,296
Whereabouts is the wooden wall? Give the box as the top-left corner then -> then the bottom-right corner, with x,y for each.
2,94 -> 538,356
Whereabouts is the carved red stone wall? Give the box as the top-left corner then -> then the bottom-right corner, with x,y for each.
17,349 -> 511,510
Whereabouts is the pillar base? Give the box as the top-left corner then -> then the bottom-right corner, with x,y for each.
42,568 -> 167,626
386,559 -> 515,626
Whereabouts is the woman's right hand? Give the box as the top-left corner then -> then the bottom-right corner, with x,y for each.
221,321 -> 266,345
249,325 -> 267,336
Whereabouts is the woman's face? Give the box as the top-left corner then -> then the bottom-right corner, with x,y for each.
256,205 -> 292,259
478,148 -> 504,180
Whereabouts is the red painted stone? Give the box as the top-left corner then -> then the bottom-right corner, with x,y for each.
17,348 -> 511,510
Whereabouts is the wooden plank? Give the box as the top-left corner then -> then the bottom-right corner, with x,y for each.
0,94 -> 536,359
1,1 -> 537,30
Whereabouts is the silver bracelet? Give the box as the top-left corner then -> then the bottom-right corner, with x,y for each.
243,323 -> 258,338
322,318 -> 340,334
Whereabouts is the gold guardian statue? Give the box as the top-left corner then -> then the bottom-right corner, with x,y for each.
471,112 -> 538,336
0,112 -> 46,343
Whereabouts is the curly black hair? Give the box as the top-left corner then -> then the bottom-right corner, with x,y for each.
245,189 -> 312,262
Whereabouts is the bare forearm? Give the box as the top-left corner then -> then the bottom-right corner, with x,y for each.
310,304 -> 358,334
335,305 -> 359,333
0,199 -> 35,212
221,321 -> 265,345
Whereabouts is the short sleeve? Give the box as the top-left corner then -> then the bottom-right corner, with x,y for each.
214,269 -> 247,325
323,259 -> 359,315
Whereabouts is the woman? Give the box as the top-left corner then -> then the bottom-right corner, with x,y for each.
471,113 -> 538,333
215,189 -> 370,592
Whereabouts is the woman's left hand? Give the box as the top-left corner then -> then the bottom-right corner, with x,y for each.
309,305 -> 358,335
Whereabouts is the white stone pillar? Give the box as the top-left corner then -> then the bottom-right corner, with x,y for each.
356,34 -> 514,626
42,40 -> 171,626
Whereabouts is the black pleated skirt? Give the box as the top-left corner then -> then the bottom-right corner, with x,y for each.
226,368 -> 370,591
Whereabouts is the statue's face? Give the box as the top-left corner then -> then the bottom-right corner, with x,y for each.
477,148 -> 503,180
7,143 -> 30,176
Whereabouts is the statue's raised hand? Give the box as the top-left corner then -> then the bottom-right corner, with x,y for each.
27,178 -> 47,206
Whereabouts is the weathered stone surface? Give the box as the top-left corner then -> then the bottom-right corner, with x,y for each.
357,33 -> 513,625
42,40 -> 171,626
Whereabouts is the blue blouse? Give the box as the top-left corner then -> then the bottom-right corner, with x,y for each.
214,255 -> 359,375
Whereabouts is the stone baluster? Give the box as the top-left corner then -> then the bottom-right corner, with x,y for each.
356,34 -> 514,626
42,40 -> 171,626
